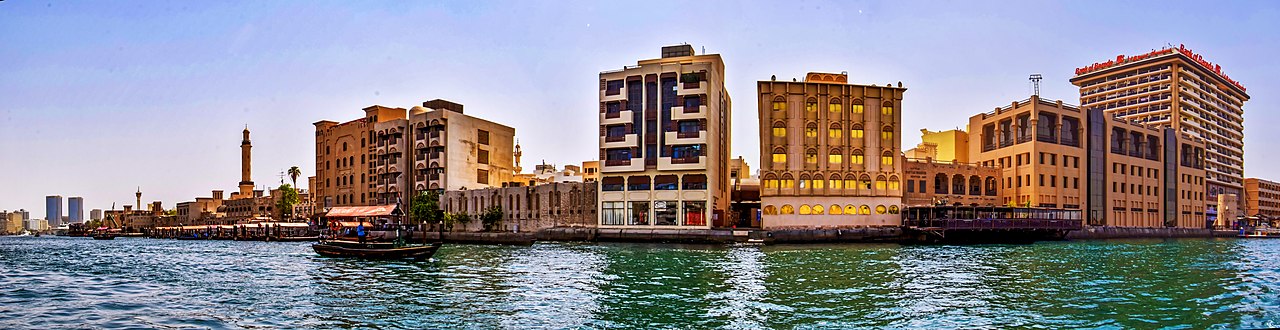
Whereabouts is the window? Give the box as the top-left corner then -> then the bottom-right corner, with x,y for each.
606,125 -> 627,139
881,102 -> 894,116
828,99 -> 842,113
605,80 -> 624,95
860,205 -> 871,215
772,126 -> 787,137
772,151 -> 788,164
478,150 -> 489,165
630,201 -> 649,225
852,100 -> 865,115
805,150 -> 818,164
881,129 -> 893,142
678,120 -> 701,137
627,176 -> 650,191
654,175 -> 678,190
683,96 -> 701,110
829,178 -> 843,189
799,204 -> 812,215
602,202 -> 626,225
828,153 -> 843,164
477,169 -> 489,184
781,205 -> 795,215
477,129 -> 490,145
671,145 -> 702,160
806,101 -> 817,112
876,205 -> 887,214
772,100 -> 786,112
850,126 -> 864,139
829,127 -> 842,139
830,205 -> 843,215
851,150 -> 864,164
606,148 -> 631,161
683,174 -> 707,190
881,151 -> 894,166
683,201 -> 706,226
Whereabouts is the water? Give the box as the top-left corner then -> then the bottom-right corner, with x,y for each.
1,237 -> 1278,329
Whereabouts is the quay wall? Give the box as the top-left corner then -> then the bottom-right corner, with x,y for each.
1065,226 -> 1230,239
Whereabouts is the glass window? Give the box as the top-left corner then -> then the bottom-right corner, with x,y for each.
606,125 -> 627,138
799,204 -> 812,215
678,121 -> 700,135
829,102 -> 842,113
682,174 -> 707,190
772,101 -> 786,112
829,154 -> 843,164
683,201 -> 706,226
829,128 -> 842,139
629,201 -> 649,225
882,103 -> 893,116
851,151 -> 864,165
805,126 -> 818,138
881,130 -> 893,141
654,201 -> 677,226
876,205 -> 887,214
805,151 -> 818,164
605,80 -> 624,95
683,96 -> 701,110
829,179 -> 843,189
860,205 -> 871,215
830,205 -> 843,215
654,175 -> 678,190
671,145 -> 702,159
781,204 -> 794,214
627,176 -> 650,191
812,204 -> 825,214
850,128 -> 864,139
601,202 -> 626,225
772,152 -> 787,164
882,153 -> 894,166
805,102 -> 817,112
851,103 -> 864,115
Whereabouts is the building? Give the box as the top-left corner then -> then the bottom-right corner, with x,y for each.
1085,110 -> 1207,228
67,196 -> 84,223
316,99 -> 516,212
176,190 -> 227,225
969,96 -> 1087,210
1,211 -> 24,234
904,129 -> 970,163
597,44 -> 732,228
1070,45 -> 1249,222
1245,178 -> 1280,218
441,182 -> 597,232
902,158 -> 1001,207
581,161 -> 600,183
728,156 -> 761,227
27,219 -> 49,232
45,195 -> 63,227
90,209 -> 103,221
757,72 -> 906,229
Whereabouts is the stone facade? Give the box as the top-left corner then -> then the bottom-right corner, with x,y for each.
442,182 -> 597,232
902,158 -> 1001,207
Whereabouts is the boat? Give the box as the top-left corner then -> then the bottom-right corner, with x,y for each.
1238,224 -> 1280,238
312,242 -> 442,260
33,231 -> 40,237
92,233 -> 116,240
269,235 -> 320,242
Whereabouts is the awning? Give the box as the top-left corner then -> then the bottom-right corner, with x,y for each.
325,205 -> 400,218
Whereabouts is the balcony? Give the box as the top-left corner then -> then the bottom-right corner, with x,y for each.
388,163 -> 401,174
666,130 -> 706,143
375,145 -> 386,154
659,155 -> 706,169
600,134 -> 638,148
601,110 -> 633,125
677,81 -> 707,95
671,105 -> 707,120
600,90 -> 626,102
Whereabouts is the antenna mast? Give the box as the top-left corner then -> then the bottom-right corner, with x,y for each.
1029,74 -> 1043,96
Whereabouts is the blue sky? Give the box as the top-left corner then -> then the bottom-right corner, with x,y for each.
1,1 -> 1278,218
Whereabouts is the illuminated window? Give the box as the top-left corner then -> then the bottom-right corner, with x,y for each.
889,177 -> 900,191
806,101 -> 817,112
860,205 -> 871,215
772,100 -> 786,112
876,177 -> 887,191
772,152 -> 787,164
830,205 -> 842,215
844,178 -> 857,189
881,130 -> 893,141
781,179 -> 795,189
763,205 -> 777,215
763,179 -> 779,189
882,102 -> 894,116
781,204 -> 794,214
829,128 -> 842,139
806,123 -> 818,138
829,99 -> 842,113
876,205 -> 887,214
805,150 -> 818,164
851,100 -> 864,114
882,151 -> 894,166
851,127 -> 864,139
844,205 -> 857,215
799,204 -> 811,215
812,178 -> 825,189
812,204 -> 824,214
851,150 -> 864,165
828,154 -> 843,164
772,127 -> 787,137
829,179 -> 843,189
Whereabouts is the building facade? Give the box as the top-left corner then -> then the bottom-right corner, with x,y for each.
442,182 -> 597,232
1245,178 -> 1280,218
45,195 -> 63,228
757,72 -> 905,228
905,129 -> 970,163
409,99 -> 516,195
90,208 -> 102,221
969,96 -> 1087,210
597,45 -> 732,229
1070,45 -> 1249,222
67,196 -> 84,223
902,158 -> 1001,207
1085,110 -> 1207,228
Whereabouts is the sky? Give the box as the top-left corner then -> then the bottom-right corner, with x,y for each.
1,1 -> 1278,219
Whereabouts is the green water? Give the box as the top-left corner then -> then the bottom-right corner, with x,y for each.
0,236 -> 1276,329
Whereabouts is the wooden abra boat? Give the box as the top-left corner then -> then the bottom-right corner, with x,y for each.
92,233 -> 116,240
312,242 -> 442,261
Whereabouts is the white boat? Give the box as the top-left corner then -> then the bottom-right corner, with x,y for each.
1239,224 -> 1280,238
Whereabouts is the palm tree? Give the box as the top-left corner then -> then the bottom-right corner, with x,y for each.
288,166 -> 301,187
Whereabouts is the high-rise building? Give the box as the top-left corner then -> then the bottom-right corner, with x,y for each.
597,45 -> 731,229
1070,45 -> 1249,222
1244,178 -> 1280,218
67,196 -> 84,223
45,195 -> 63,227
757,72 -> 905,228
90,209 -> 103,221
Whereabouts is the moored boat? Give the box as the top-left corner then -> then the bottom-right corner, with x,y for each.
312,242 -> 442,260
92,233 -> 116,240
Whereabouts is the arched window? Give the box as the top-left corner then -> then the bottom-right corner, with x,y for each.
812,203 -> 824,214
844,204 -> 857,215
876,205 -> 888,214
763,173 -> 779,190
829,148 -> 844,164
859,205 -> 871,215
799,204 -> 812,215
851,99 -> 865,115
889,205 -> 900,214
844,174 -> 857,191
828,175 -> 843,190
828,98 -> 842,113
763,205 -> 777,215
829,123 -> 842,139
889,176 -> 900,191
772,147 -> 787,164
881,126 -> 894,142
882,101 -> 894,116
771,97 -> 786,112
850,124 -> 864,139
772,121 -> 786,137
781,204 -> 795,214
805,148 -> 819,164
969,175 -> 982,195
851,149 -> 865,165
805,98 -> 818,112
935,173 -> 950,194
798,174 -> 811,189
859,174 -> 872,190
805,122 -> 819,138
876,175 -> 887,191
953,174 -> 966,195
830,205 -> 843,215
781,173 -> 795,189
812,174 -> 825,190
985,176 -> 998,196
881,151 -> 894,166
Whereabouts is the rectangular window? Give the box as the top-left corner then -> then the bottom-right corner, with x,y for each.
1050,175 -> 1057,187
850,129 -> 863,139
601,202 -> 626,225
606,125 -> 627,139
678,120 -> 700,137
829,128 -> 842,139
829,103 -> 842,113
477,129 -> 490,145
1039,174 -> 1045,187
829,154 -> 843,164
671,145 -> 702,160
773,127 -> 787,137
478,149 -> 489,165
683,201 -> 706,226
477,169 -> 489,184
906,180 -> 915,193
683,96 -> 701,111
1050,154 -> 1057,166
654,201 -> 678,226
830,179 -> 843,190
773,153 -> 787,164
629,201 -> 649,225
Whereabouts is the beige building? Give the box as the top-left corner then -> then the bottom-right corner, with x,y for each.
1070,45 -> 1249,220
1245,178 -> 1280,218
2,211 -> 25,234
902,158 -> 1000,207
597,45 -> 731,228
441,182 -> 597,232
581,161 -> 600,183
905,129 -> 970,163
409,99 -> 516,194
969,96 -> 1087,209
175,190 -> 225,225
758,72 -> 906,228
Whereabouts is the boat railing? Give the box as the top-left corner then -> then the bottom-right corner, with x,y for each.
904,218 -> 1083,230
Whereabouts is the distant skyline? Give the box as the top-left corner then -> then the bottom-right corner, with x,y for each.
2,1 -> 1278,219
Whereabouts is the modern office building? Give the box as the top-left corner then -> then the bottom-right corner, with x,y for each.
45,195 -> 63,228
969,96 -> 1087,210
315,99 -> 515,211
597,44 -> 732,229
1070,45 -> 1249,222
757,72 -> 905,228
1245,178 -> 1280,218
67,196 -> 84,223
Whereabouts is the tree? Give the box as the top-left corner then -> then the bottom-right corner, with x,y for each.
275,184 -> 300,220
481,205 -> 503,231
410,191 -> 443,227
288,166 -> 302,188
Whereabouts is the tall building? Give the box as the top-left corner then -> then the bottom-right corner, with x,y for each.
1244,178 -> 1280,218
315,99 -> 515,211
1070,45 -> 1249,222
969,96 -> 1087,210
67,196 -> 84,223
45,195 -> 63,227
597,45 -> 731,228
239,127 -> 255,197
757,72 -> 905,228
90,209 -> 103,221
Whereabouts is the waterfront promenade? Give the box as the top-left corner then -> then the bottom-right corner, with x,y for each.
2,236 -> 1278,329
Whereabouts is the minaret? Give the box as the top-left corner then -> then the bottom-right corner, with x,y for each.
514,139 -> 523,173
135,187 -> 142,212
239,126 -> 254,198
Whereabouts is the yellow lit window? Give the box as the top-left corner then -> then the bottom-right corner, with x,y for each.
850,129 -> 864,139
851,104 -> 864,114
860,205 -> 871,215
772,101 -> 786,112
812,204 -> 824,214
805,152 -> 818,164
876,180 -> 886,191
772,127 -> 787,137
829,103 -> 842,112
764,179 -> 779,189
882,155 -> 894,166
781,180 -> 795,189
806,102 -> 817,112
829,179 -> 843,189
781,204 -> 794,214
829,154 -> 843,164
851,154 -> 864,165
805,127 -> 818,138
763,205 -> 776,215
844,205 -> 856,214
799,204 -> 812,215
844,179 -> 857,189
889,180 -> 900,191
829,205 -> 842,215
876,205 -> 887,214
881,131 -> 893,141
882,105 -> 894,116
829,129 -> 842,139
772,153 -> 787,164
812,179 -> 824,189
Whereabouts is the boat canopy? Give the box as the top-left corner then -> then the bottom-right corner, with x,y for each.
325,205 -> 400,218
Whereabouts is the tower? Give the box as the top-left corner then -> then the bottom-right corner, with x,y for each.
514,139 -> 523,173
135,187 -> 142,212
239,126 -> 254,198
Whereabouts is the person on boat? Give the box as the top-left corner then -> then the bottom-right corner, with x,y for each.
357,222 -> 367,245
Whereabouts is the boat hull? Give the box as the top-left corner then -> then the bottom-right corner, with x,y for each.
312,242 -> 442,260
92,235 -> 116,240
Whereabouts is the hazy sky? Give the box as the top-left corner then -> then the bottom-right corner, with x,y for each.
2,1 -> 1278,219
